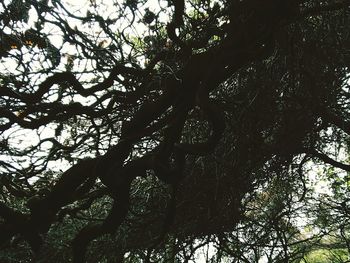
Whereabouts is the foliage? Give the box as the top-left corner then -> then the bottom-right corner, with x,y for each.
0,0 -> 350,262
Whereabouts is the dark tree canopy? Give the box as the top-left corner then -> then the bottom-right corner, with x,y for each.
1,0 -> 350,262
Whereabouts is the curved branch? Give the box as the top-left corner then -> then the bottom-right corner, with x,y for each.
1,64 -> 145,104
0,102 -> 104,130
121,77 -> 180,139
306,149 -> 350,172
27,158 -> 99,234
177,84 -> 226,155
72,154 -> 152,263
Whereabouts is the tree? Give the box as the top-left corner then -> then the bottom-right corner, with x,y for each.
1,0 -> 350,262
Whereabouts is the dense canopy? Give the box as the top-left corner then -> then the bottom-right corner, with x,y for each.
1,0 -> 350,262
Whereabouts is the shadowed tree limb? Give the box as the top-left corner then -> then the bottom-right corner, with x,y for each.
306,149 -> 350,172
